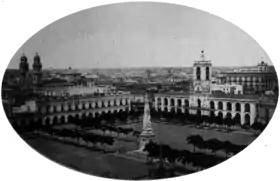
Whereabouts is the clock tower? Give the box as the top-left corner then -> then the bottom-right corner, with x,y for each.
193,50 -> 212,94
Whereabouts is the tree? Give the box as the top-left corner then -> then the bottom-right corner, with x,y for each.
186,135 -> 204,153
215,116 -> 223,129
204,138 -> 222,155
251,121 -> 265,131
222,141 -> 234,158
207,116 -> 214,127
144,142 -> 160,159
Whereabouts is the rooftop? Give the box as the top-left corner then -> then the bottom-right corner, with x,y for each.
43,82 -> 74,87
156,91 -> 191,96
36,93 -> 138,104
210,91 -> 262,100
58,72 -> 82,76
42,78 -> 74,87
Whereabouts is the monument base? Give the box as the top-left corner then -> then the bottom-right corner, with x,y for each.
138,130 -> 155,152
122,130 -> 155,163
140,129 -> 155,137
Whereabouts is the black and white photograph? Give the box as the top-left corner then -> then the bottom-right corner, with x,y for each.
1,1 -> 279,180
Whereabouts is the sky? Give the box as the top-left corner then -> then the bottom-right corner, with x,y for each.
8,2 -> 272,69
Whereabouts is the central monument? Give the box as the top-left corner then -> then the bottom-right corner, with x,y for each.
122,93 -> 155,161
138,93 -> 155,151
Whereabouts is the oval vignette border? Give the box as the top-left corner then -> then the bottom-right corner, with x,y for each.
5,19 -> 280,178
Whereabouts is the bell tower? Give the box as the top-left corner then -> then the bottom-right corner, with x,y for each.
19,53 -> 29,75
19,53 -> 32,90
193,50 -> 212,94
32,52 -> 42,86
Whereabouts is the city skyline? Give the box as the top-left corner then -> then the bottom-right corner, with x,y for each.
7,2 -> 272,69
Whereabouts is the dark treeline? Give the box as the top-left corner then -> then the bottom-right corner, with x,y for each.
36,126 -> 115,146
15,119 -> 142,139
151,109 -> 267,131
143,135 -> 248,171
186,135 -> 246,157
13,106 -> 143,135
69,116 -> 142,137
144,141 -> 224,170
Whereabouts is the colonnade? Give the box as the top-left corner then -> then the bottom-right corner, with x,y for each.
12,106 -> 130,127
38,97 -> 131,115
154,96 -> 257,125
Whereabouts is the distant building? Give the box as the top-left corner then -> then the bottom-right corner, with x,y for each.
12,100 -> 37,114
166,76 -> 185,83
18,53 -> 43,91
154,51 -> 277,126
4,54 -> 120,99
58,71 -> 82,82
211,83 -> 243,95
223,58 -> 278,93
36,83 -> 116,97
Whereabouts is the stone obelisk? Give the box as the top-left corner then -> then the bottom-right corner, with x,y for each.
138,93 -> 155,151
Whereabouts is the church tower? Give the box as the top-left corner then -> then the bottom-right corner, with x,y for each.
19,53 -> 29,75
19,53 -> 32,90
32,52 -> 42,86
192,50 -> 212,94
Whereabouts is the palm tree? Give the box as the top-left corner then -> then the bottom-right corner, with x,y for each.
186,135 -> 204,153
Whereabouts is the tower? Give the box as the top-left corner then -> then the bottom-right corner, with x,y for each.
19,53 -> 29,75
192,50 -> 212,94
19,53 -> 32,90
32,52 -> 42,86
257,57 -> 268,72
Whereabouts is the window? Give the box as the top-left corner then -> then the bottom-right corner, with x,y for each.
197,99 -> 201,108
218,102 -> 223,110
245,103 -> 250,113
196,67 -> 201,80
206,67 -> 210,80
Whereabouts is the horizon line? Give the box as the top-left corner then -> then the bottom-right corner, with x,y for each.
6,64 -> 274,71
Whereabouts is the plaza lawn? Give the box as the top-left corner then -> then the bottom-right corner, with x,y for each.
117,119 -> 257,151
26,137 -> 151,179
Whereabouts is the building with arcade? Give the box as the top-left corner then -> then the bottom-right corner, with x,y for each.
154,51 -> 277,125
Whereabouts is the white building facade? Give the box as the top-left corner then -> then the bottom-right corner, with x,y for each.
210,83 -> 243,95
154,51 -> 258,125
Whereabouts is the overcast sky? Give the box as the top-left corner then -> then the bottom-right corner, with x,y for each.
8,2 -> 272,69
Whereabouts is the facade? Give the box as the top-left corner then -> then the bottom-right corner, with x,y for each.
18,53 -> 33,91
166,76 -> 186,83
192,51 -> 212,93
222,59 -> 278,93
6,52 -> 277,128
58,72 -> 82,82
211,83 -> 243,95
9,94 -> 144,127
19,53 -> 43,89
153,51 -> 275,125
32,53 -> 43,86
12,54 -> 119,97
36,84 -> 116,97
